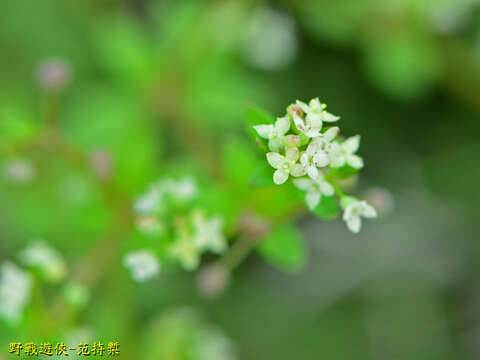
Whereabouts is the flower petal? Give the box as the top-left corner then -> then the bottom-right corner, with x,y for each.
295,100 -> 311,114
323,126 -> 339,142
300,152 -> 308,167
345,215 -> 361,233
305,128 -> 322,138
293,178 -> 312,191
306,189 -> 321,210
344,135 -> 360,153
329,155 -> 345,168
292,113 -> 306,133
321,112 -> 340,122
291,164 -> 306,177
286,147 -> 299,162
306,113 -> 322,130
320,181 -> 335,196
253,124 -> 274,139
273,169 -> 288,184
307,165 -> 318,180
266,152 -> 283,168
313,152 -> 330,167
268,138 -> 283,153
361,202 -> 377,218
275,116 -> 290,135
347,154 -> 364,169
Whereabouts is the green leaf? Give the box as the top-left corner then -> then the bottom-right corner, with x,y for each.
257,224 -> 307,272
221,137 -> 257,187
312,195 -> 339,219
249,161 -> 274,187
329,165 -> 358,179
245,106 -> 275,152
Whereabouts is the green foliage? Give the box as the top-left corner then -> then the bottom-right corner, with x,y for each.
257,224 -> 307,272
249,161 -> 275,187
311,195 -> 340,219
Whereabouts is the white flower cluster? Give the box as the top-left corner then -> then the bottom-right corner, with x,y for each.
169,210 -> 226,270
127,177 -> 227,278
19,239 -> 67,282
123,250 -> 160,282
0,262 -> 31,324
253,98 -> 377,233
134,176 -> 197,236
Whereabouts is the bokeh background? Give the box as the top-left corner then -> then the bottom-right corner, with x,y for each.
1,0 -> 480,359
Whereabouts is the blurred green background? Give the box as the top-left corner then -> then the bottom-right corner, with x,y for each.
1,0 -> 480,359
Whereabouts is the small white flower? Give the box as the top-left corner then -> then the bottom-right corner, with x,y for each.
253,116 -> 290,152
192,212 -> 226,254
0,262 -> 31,324
123,250 -> 160,282
300,127 -> 339,179
19,240 -> 67,282
173,177 -> 197,201
3,158 -> 35,184
342,199 -> 377,233
134,185 -> 163,215
329,135 -> 364,169
292,98 -> 339,138
266,147 -> 305,185
169,229 -> 201,270
293,173 -> 335,210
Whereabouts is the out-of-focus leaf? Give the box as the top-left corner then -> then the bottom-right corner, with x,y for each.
257,223 -> 307,272
329,165 -> 358,179
363,31 -> 441,100
0,102 -> 37,144
245,106 -> 274,152
62,86 -> 158,194
312,195 -> 339,219
249,161 -> 274,187
221,137 -> 257,188
92,18 -> 155,89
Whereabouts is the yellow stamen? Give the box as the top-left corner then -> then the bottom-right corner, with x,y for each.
281,155 -> 285,160
321,103 -> 327,109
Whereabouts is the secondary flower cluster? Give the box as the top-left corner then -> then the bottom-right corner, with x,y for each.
253,98 -> 377,233
126,177 -> 227,281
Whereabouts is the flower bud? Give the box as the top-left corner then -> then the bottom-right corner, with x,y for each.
89,149 -> 114,182
364,187 -> 394,216
283,134 -> 301,148
196,264 -> 229,298
35,58 -> 71,92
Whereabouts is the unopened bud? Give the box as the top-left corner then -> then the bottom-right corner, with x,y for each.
364,187 -> 394,216
89,149 -> 114,182
196,264 -> 229,298
36,57 -> 71,92
283,134 -> 301,148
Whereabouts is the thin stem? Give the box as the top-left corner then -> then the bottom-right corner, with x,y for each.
217,235 -> 261,271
